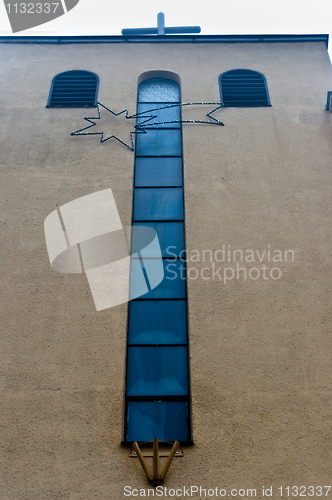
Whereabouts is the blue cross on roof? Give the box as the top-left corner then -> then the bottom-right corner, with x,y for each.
121,12 -> 201,36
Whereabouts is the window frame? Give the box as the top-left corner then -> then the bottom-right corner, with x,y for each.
123,75 -> 192,445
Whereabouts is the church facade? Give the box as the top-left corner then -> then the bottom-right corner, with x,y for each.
1,32 -> 332,498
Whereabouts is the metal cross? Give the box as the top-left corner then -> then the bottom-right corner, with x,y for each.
121,12 -> 201,36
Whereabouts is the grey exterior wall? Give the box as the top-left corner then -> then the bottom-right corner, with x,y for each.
1,40 -> 332,499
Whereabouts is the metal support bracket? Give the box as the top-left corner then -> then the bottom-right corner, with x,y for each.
131,439 -> 181,486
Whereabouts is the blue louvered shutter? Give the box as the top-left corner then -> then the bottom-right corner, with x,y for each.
220,69 -> 270,107
47,70 -> 98,108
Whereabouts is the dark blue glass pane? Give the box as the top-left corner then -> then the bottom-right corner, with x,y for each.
129,256 -> 164,301
135,129 -> 182,156
130,226 -> 162,258
126,401 -> 189,442
136,102 -> 181,128
135,157 -> 183,187
133,222 -> 185,257
127,346 -> 188,396
128,300 -> 187,345
138,78 -> 180,103
133,188 -> 183,221
132,259 -> 186,299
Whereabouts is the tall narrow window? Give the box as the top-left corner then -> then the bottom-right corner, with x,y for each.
219,69 -> 270,107
124,76 -> 191,444
47,70 -> 99,107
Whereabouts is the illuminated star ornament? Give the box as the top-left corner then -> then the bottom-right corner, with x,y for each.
71,101 -> 224,151
131,102 -> 224,127
71,102 -> 137,150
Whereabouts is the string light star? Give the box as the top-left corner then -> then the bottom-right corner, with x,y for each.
71,101 -> 225,150
71,102 -> 137,150
129,102 -> 225,129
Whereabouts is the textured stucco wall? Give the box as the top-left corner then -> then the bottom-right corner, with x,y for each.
1,41 -> 332,499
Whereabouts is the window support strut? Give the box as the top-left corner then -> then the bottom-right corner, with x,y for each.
132,439 -> 180,486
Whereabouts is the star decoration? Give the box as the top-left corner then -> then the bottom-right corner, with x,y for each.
71,102 -> 137,150
71,101 -> 224,151
129,102 -> 224,128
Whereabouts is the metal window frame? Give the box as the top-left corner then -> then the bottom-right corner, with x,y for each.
123,76 -> 192,445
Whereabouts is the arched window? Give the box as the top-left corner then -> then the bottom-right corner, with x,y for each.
219,69 -> 271,107
124,74 -> 192,444
47,70 -> 99,107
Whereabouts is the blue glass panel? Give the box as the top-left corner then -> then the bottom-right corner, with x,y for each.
127,346 -> 188,396
133,188 -> 183,221
130,258 -> 148,299
135,157 -> 183,187
128,300 -> 187,345
131,225 -> 162,257
126,400 -> 189,442
135,129 -> 182,156
132,259 -> 186,299
136,102 -> 181,128
133,222 -> 185,257
138,78 -> 180,103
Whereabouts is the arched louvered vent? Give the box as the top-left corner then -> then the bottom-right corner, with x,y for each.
47,70 -> 98,107
220,69 -> 270,107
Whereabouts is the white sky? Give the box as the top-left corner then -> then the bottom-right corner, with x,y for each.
0,0 -> 331,56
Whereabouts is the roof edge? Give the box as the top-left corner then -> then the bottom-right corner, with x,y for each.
0,34 -> 329,47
